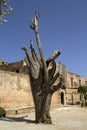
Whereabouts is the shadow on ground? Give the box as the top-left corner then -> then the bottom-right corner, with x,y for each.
0,115 -> 35,124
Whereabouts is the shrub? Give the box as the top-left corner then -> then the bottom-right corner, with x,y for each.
0,107 -> 6,117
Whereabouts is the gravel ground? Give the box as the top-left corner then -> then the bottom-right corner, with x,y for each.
0,105 -> 87,130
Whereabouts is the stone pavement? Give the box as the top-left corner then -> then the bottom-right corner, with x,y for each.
0,105 -> 87,130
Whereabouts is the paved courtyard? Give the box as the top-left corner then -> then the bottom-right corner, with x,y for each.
0,105 -> 87,130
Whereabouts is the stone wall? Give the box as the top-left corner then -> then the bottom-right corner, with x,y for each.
0,69 -> 87,115
0,70 -> 60,114
0,70 -> 34,110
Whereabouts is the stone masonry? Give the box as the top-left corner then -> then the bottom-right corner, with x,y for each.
0,62 -> 87,115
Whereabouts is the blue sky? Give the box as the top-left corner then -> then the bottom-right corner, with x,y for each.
0,0 -> 87,77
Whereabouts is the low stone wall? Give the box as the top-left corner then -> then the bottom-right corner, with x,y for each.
5,106 -> 35,116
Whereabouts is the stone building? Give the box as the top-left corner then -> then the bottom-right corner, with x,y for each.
66,72 -> 87,105
0,60 -> 29,73
0,60 -> 8,65
0,59 -> 87,114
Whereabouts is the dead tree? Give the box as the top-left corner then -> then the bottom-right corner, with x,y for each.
22,12 -> 65,124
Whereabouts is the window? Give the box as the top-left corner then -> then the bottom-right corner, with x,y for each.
85,81 -> 87,86
15,69 -> 20,73
71,78 -> 73,87
79,80 -> 81,86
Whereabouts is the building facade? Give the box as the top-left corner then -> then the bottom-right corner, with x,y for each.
0,60 -> 87,114
66,72 -> 87,105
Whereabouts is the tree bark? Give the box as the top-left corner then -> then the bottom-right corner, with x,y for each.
22,12 -> 65,124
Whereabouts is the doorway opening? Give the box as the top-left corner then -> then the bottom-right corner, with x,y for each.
61,92 -> 64,105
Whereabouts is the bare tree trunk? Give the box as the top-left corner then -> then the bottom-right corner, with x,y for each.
81,94 -> 84,107
22,12 -> 65,124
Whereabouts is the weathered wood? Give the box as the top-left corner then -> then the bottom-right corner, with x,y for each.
22,12 -> 65,124
30,12 -> 48,83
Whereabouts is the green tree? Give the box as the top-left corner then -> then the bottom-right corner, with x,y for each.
0,0 -> 13,24
78,86 -> 87,107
